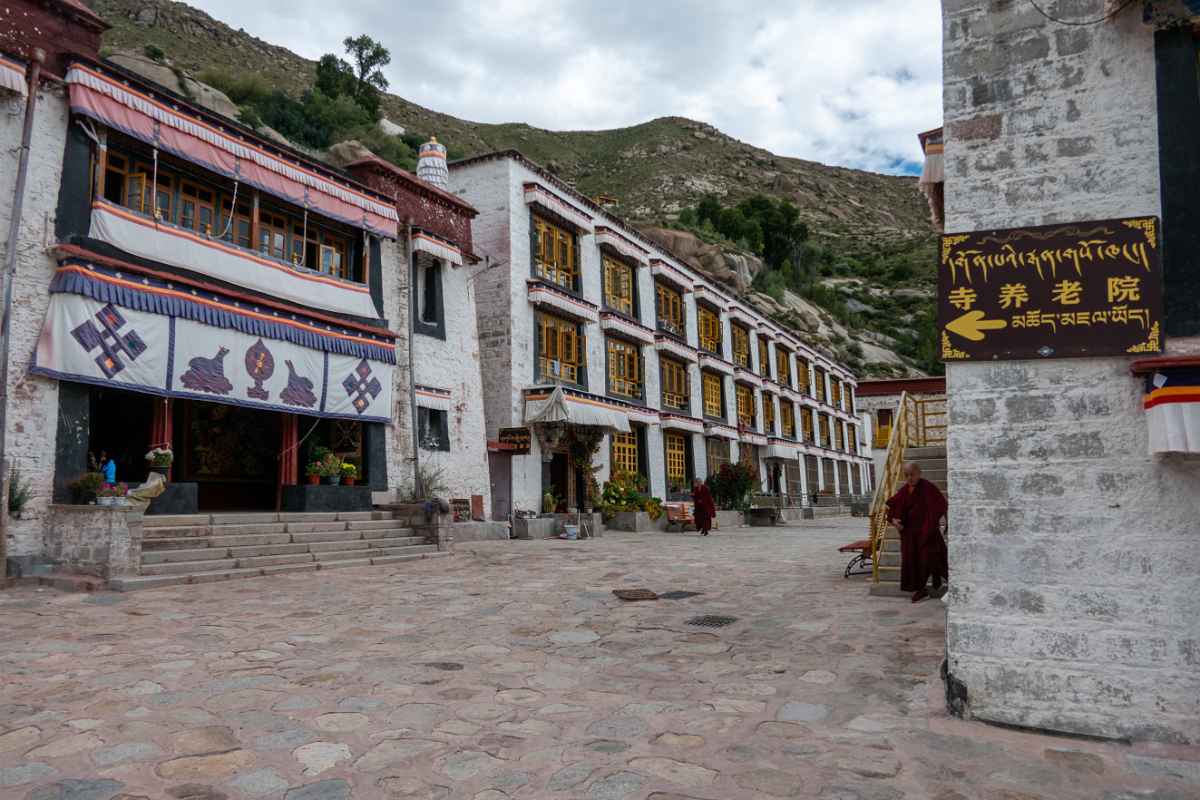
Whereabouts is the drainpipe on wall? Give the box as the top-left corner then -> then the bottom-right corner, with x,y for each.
405,224 -> 421,499
0,49 -> 45,586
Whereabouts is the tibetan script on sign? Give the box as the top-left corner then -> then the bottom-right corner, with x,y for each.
938,217 -> 1163,362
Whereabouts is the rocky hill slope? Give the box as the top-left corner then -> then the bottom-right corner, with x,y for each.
89,0 -> 938,377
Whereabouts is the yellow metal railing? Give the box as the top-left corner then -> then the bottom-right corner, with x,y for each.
867,392 -> 947,583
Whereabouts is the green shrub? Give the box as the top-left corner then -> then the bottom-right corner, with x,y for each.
706,462 -> 757,512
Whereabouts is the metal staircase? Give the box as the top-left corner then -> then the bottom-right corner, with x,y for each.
866,392 -> 947,597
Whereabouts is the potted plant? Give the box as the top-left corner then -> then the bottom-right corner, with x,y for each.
69,472 -> 105,505
144,445 -> 173,478
320,452 -> 342,485
305,461 -> 322,485
96,482 -> 124,507
341,462 -> 358,486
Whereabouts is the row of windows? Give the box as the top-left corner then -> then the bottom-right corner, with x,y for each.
101,147 -> 356,281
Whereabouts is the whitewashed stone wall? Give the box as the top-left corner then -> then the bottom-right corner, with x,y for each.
376,235 -> 411,501
0,85 -> 68,559
943,0 -> 1200,743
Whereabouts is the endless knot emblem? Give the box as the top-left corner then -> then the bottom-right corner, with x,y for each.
342,359 -> 382,414
71,303 -> 147,379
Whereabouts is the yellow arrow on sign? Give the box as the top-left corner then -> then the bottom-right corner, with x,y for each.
946,310 -> 1008,342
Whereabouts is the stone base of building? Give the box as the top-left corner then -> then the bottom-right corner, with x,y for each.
605,511 -> 667,532
512,513 -> 603,539
281,485 -> 374,513
450,521 -> 511,542
146,483 -> 199,515
42,504 -> 144,579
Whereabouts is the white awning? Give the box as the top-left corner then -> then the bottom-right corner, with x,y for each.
764,443 -> 798,460
0,56 -> 25,97
524,386 -> 630,432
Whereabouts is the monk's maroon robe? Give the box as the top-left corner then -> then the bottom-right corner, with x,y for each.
692,483 -> 717,533
885,478 -> 949,592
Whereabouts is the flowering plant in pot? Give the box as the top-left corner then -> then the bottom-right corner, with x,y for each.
305,461 -> 322,485
320,452 -> 343,485
96,482 -> 127,507
144,445 -> 173,478
69,472 -> 105,505
341,462 -> 358,486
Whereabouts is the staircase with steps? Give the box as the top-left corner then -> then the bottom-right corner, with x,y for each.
110,511 -> 447,591
869,444 -> 947,598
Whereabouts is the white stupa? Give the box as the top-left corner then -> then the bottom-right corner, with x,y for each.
416,136 -> 449,188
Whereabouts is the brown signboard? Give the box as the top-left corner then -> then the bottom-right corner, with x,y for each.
497,426 -> 531,453
938,217 -> 1163,362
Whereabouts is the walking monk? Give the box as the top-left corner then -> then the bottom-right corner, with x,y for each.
886,462 -> 949,603
692,479 -> 717,537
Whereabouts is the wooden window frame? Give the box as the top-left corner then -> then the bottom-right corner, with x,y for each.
736,384 -> 756,429
602,255 -> 636,318
611,431 -> 639,477
698,305 -> 722,355
706,437 -> 730,476
781,402 -> 795,439
655,281 -> 685,338
606,336 -> 643,400
538,311 -> 584,386
702,371 -> 724,419
801,407 -> 815,442
731,324 -> 751,368
776,348 -> 792,388
179,179 -> 217,236
758,336 -> 771,377
533,215 -> 579,292
221,198 -> 252,249
763,393 -> 776,435
660,356 -> 690,411
665,431 -> 688,488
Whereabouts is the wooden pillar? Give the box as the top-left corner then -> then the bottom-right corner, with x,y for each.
250,189 -> 261,253
150,397 -> 173,481
276,413 -> 298,512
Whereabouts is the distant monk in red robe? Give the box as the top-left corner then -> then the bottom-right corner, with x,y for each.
886,462 -> 949,603
692,479 -> 716,537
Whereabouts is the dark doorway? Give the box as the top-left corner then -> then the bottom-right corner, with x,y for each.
174,399 -> 281,510
547,451 -> 570,512
89,388 -> 154,486
489,452 -> 511,521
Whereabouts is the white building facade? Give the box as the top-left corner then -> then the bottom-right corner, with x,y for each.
448,152 -> 870,518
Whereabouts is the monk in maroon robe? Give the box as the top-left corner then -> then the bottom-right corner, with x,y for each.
885,463 -> 948,603
692,479 -> 717,536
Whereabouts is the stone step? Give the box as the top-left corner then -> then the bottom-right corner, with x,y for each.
878,552 -> 900,567
346,519 -> 401,531
143,514 -> 210,528
237,553 -> 316,569
904,446 -> 946,460
143,525 -> 213,539
289,529 -> 364,544
225,542 -> 312,560
141,547 -> 224,565
143,533 -> 293,550
278,512 -> 340,523
142,557 -> 238,576
367,536 -> 426,549
307,539 -> 370,554
312,549 -> 379,562
371,544 -> 438,558
286,521 -> 351,534
210,512 -> 281,525
361,527 -> 415,540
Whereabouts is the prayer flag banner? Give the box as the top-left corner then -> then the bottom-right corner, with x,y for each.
1144,368 -> 1200,455
938,217 -> 1163,361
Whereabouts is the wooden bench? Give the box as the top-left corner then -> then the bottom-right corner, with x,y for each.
664,502 -> 694,532
837,538 -> 873,578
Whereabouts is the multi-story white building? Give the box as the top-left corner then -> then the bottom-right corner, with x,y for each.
448,152 -> 870,518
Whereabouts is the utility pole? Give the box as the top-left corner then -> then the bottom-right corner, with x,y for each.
0,48 -> 44,587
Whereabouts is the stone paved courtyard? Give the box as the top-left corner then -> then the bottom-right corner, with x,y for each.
1,519 -> 1197,800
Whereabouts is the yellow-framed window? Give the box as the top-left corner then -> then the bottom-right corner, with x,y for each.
611,431 -> 639,477
820,414 -> 831,446
665,432 -> 687,487
763,394 -> 776,434
534,215 -> 578,290
781,402 -> 795,438
736,384 -> 755,429
831,418 -> 841,450
706,437 -> 730,476
698,306 -> 722,354
606,337 -> 642,398
702,371 -> 723,418
776,348 -> 792,387
655,282 -> 685,337
603,255 -> 635,316
814,367 -> 828,403
179,180 -> 216,235
801,407 -> 814,441
538,312 -> 583,384
758,337 -> 771,377
732,324 -> 750,368
800,360 -> 813,395
660,357 -> 689,411
831,380 -> 842,408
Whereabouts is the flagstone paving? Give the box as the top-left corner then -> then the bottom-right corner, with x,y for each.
1,518 -> 1197,799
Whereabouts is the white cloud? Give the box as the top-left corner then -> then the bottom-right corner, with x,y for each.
188,0 -> 942,174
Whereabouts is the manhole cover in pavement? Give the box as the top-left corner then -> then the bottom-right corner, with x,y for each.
422,662 -> 464,671
686,615 -> 738,628
659,591 -> 702,600
613,589 -> 659,601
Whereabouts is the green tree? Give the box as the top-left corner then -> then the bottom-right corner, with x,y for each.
314,54 -> 357,100
342,34 -> 391,113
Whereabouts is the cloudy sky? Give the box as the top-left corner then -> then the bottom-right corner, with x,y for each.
190,0 -> 943,176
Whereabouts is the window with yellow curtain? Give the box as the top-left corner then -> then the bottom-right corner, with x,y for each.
698,306 -> 722,354
534,215 -> 577,290
538,312 -> 583,384
775,348 -> 792,388
665,432 -> 687,488
603,255 -> 635,316
655,282 -> 685,337
831,418 -> 841,450
736,384 -> 756,429
799,359 -> 813,395
702,371 -> 724,418
831,379 -> 842,408
660,357 -> 689,410
731,324 -> 750,368
758,336 -> 771,377
611,431 -> 639,477
814,366 -> 828,403
819,414 -> 831,447
606,337 -> 642,398
763,393 -> 776,435
781,402 -> 795,438
801,407 -> 814,441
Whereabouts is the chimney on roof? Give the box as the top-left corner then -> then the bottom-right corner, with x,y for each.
416,136 -> 449,189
